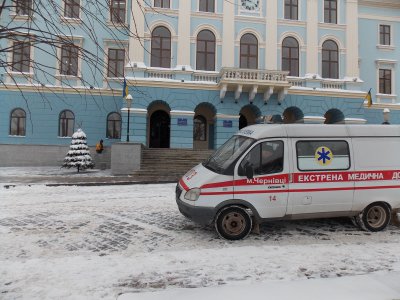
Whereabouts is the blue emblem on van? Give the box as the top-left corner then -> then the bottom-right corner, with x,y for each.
315,146 -> 333,166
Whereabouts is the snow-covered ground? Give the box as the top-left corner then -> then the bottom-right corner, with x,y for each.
1,176 -> 400,299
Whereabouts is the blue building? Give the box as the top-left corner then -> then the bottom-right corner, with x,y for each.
1,0 -> 399,163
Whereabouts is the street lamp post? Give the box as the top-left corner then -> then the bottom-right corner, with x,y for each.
125,94 -> 133,142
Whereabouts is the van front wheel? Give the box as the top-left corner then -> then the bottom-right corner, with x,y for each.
215,206 -> 252,240
356,203 -> 391,232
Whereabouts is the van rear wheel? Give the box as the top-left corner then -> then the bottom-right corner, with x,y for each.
215,206 -> 252,240
356,203 -> 391,232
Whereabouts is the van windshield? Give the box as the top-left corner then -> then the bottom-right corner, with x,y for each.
204,135 -> 255,175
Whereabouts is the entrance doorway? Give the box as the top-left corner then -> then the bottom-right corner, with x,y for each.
149,110 -> 170,148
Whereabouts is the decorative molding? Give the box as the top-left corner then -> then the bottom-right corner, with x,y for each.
191,12 -> 223,20
277,19 -> 307,27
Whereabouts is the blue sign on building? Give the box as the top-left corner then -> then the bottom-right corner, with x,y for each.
178,118 -> 188,126
223,120 -> 232,128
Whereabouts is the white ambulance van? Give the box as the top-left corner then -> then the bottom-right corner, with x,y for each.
176,124 -> 400,240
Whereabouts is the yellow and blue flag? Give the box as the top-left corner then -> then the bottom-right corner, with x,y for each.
123,78 -> 128,98
365,88 -> 372,107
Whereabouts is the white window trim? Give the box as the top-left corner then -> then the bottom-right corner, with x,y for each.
153,0 -> 172,9
198,0 -> 216,13
62,0 -> 82,20
55,37 -> 83,84
6,38 -> 34,84
282,0 -> 301,21
107,0 -> 128,27
103,42 -> 129,79
322,0 -> 340,25
375,60 -> 396,99
377,23 -> 394,48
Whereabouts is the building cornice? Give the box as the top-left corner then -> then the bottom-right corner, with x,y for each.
0,85 -> 118,96
359,0 -> 400,9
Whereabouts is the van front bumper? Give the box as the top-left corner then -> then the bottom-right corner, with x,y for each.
176,187 -> 215,225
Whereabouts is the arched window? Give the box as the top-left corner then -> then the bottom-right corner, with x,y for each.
9,108 -> 26,136
106,112 -> 121,139
322,40 -> 339,79
194,115 -> 207,141
59,110 -> 75,137
240,33 -> 258,69
151,26 -> 171,68
196,30 -> 216,71
282,37 -> 299,76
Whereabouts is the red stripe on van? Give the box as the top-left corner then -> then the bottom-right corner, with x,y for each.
179,178 -> 189,191
200,184 -> 400,196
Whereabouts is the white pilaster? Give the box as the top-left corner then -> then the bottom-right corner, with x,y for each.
266,0 -> 278,69
129,0 -> 145,65
177,0 -> 191,66
306,0 -> 319,74
222,0 -> 235,67
346,0 -> 359,78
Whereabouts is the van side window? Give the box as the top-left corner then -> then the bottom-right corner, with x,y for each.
239,141 -> 284,176
296,140 -> 350,171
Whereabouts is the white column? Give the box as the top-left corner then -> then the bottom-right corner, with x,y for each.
266,0 -> 278,69
222,0 -> 235,68
346,0 -> 359,78
306,0 -> 319,74
177,0 -> 191,67
129,0 -> 145,65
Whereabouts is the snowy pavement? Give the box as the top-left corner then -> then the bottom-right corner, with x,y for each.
1,177 -> 400,299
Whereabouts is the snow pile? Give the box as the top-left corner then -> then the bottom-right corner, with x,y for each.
62,129 -> 94,172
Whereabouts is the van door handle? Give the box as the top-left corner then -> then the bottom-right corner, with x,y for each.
289,173 -> 293,183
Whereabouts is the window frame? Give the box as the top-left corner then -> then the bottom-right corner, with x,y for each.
154,0 -> 170,8
282,36 -> 299,77
60,44 -> 79,76
324,0 -> 337,24
9,108 -> 26,136
15,0 -> 33,16
151,26 -> 172,68
106,112 -> 122,139
240,33 -> 258,69
379,69 -> 392,95
322,40 -> 339,79
284,0 -> 298,20
11,41 -> 31,73
58,110 -> 75,137
64,0 -> 81,19
196,29 -> 216,71
199,0 -> 215,13
107,48 -> 125,78
296,140 -> 351,172
110,0 -> 126,23
379,24 -> 391,46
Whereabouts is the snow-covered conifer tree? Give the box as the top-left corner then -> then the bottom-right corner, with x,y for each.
62,129 -> 94,172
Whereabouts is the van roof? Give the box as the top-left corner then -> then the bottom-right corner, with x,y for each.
236,124 -> 400,140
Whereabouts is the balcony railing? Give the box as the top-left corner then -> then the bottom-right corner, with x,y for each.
321,81 -> 345,90
146,69 -> 175,80
219,68 -> 289,83
192,73 -> 219,83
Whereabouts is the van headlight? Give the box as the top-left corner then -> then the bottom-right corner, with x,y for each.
184,188 -> 201,201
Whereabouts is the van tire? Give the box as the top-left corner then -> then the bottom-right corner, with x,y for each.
215,206 -> 252,240
356,203 -> 391,232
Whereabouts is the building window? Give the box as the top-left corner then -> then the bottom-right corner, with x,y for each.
12,41 -> 30,73
194,115 -> 207,141
60,45 -> 79,76
154,0 -> 170,8
106,112 -> 121,139
16,0 -> 32,16
107,49 -> 125,77
379,69 -> 392,94
151,26 -> 171,68
284,0 -> 298,20
9,108 -> 26,136
282,37 -> 299,76
64,0 -> 80,18
379,25 -> 391,46
110,0 -> 126,23
240,33 -> 258,69
59,110 -> 75,137
196,30 -> 216,71
324,0 -> 337,24
199,0 -> 214,12
322,40 -> 339,79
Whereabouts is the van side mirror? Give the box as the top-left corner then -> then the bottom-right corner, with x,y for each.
245,164 -> 254,179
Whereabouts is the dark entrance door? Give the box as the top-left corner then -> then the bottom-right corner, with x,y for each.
239,114 -> 248,129
149,110 -> 170,148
